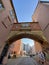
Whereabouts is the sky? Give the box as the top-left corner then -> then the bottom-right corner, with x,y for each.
12,0 -> 49,46
41,0 -> 49,1
12,0 -> 38,22
21,38 -> 34,47
12,0 -> 49,22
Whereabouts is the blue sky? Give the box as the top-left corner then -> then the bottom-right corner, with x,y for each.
12,0 -> 49,22
12,0 -> 38,22
41,0 -> 49,1
21,38 -> 34,47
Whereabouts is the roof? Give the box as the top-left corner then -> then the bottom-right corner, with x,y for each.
40,0 -> 49,5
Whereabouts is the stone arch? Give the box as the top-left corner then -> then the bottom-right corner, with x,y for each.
0,32 -> 47,64
0,28 -> 48,64
7,33 -> 44,44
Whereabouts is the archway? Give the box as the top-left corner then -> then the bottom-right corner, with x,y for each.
0,32 -> 47,64
0,22 -> 48,64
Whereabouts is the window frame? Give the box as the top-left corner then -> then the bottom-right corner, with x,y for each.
9,10 -> 15,20
0,0 -> 4,10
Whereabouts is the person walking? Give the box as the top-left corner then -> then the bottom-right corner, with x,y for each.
39,51 -> 45,64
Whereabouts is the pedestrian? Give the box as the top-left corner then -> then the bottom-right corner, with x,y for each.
42,51 -> 46,61
39,51 -> 45,64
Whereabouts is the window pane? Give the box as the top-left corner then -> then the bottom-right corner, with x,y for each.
0,3 -> 2,8
0,1 -> 4,10
10,10 -> 15,19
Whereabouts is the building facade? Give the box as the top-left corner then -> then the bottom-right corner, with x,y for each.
32,1 -> 49,43
34,41 -> 42,53
8,40 -> 22,56
23,43 -> 31,53
0,0 -> 18,55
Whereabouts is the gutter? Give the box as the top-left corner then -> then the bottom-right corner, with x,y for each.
40,1 -> 49,3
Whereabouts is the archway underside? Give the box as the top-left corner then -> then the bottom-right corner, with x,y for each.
0,22 -> 48,64
6,30 -> 47,44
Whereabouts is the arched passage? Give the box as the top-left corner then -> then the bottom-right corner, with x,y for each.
0,22 -> 48,64
0,32 -> 46,64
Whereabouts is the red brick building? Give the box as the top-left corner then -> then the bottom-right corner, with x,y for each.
9,40 -> 22,56
34,41 -> 42,53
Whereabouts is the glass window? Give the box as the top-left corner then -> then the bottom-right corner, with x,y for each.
10,10 -> 15,20
21,23 -> 29,27
40,0 -> 49,2
0,3 -> 2,8
0,0 -> 4,10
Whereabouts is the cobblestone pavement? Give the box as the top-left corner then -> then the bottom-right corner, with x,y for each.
7,57 -> 42,65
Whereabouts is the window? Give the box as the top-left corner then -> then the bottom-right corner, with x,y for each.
2,21 -> 7,29
0,0 -> 4,10
10,10 -> 15,20
21,23 -> 29,27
